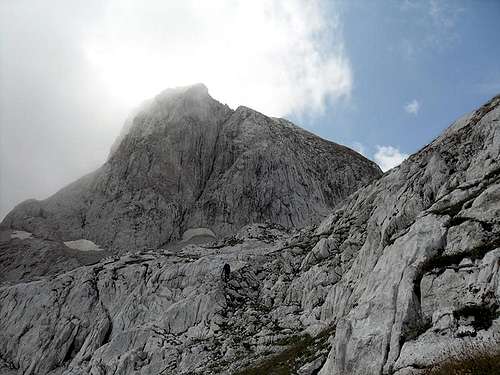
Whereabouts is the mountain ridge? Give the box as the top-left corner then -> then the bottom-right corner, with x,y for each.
1,84 -> 382,254
0,94 -> 498,375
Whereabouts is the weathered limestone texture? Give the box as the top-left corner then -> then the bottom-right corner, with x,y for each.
1,84 -> 381,254
1,92 -> 499,375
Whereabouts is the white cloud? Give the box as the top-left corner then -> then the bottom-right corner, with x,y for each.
427,0 -> 464,48
429,0 -> 458,29
0,0 -> 351,219
374,145 -> 409,172
404,99 -> 420,115
399,0 -> 464,52
84,0 -> 352,117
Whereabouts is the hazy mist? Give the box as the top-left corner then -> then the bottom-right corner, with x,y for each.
0,0 -> 349,220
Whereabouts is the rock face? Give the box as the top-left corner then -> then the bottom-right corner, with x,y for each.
0,94 -> 499,375
1,84 -> 381,254
0,224 -> 331,375
314,95 -> 500,374
0,226 -> 109,286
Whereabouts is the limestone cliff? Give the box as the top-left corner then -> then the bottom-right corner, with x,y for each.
0,94 -> 499,375
1,84 -> 381,254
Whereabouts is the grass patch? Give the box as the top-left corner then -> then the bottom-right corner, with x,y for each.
424,347 -> 500,375
234,334 -> 314,375
234,326 -> 335,375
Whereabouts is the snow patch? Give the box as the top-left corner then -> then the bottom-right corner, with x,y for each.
64,239 -> 103,252
11,230 -> 33,240
182,228 -> 216,242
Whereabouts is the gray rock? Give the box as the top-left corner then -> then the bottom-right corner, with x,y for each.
0,226 -> 109,286
317,95 -> 500,374
1,84 -> 381,255
0,224 -> 328,375
298,355 -> 325,374
0,93 -> 499,375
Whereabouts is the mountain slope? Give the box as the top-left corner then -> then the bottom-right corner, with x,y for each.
1,84 -> 381,254
315,96 -> 500,374
0,96 -> 498,375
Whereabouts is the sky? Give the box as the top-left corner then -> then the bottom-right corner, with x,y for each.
1,0 -> 500,219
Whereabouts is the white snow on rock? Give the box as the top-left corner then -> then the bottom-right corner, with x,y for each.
182,227 -> 217,242
64,239 -> 103,252
10,230 -> 33,240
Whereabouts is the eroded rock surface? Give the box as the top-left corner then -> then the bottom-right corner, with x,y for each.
0,95 -> 499,375
0,224 -> 331,374
0,227 -> 110,286
1,84 -> 381,254
314,95 -> 500,374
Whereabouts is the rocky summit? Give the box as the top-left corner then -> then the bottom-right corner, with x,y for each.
1,84 -> 381,255
0,91 -> 499,375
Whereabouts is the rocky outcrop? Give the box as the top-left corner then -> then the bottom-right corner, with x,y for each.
0,224 -> 328,375
1,84 -> 381,254
0,95 -> 498,375
312,95 -> 500,374
0,226 -> 109,286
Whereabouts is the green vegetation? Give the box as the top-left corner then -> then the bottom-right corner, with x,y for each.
424,348 -> 500,375
235,334 -> 314,375
234,326 -> 335,375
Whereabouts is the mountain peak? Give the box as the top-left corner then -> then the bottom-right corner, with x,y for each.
1,94 -> 499,375
3,86 -> 382,252
155,83 -> 210,102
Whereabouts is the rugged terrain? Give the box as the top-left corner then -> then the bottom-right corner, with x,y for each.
1,84 -> 381,255
0,94 -> 499,375
0,227 -> 110,286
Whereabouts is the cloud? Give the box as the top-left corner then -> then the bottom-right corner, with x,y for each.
374,145 -> 409,172
427,0 -> 464,48
404,99 -> 420,115
399,0 -> 464,52
429,0 -> 459,29
0,0 -> 351,219
84,0 -> 351,117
